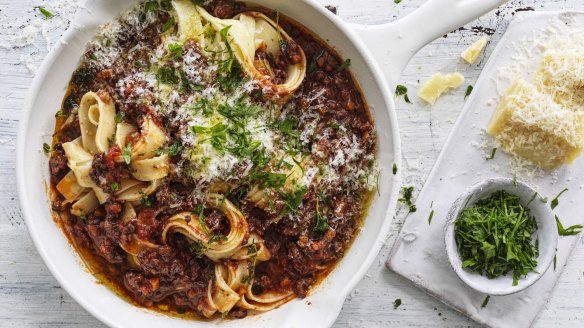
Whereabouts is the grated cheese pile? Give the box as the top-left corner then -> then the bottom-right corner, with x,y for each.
487,17 -> 584,169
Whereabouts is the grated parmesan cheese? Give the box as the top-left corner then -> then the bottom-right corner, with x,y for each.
487,17 -> 584,170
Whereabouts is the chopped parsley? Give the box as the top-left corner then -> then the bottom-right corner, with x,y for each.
167,43 -> 183,60
336,58 -> 351,72
144,1 -> 159,12
156,67 -> 178,85
398,186 -> 417,212
189,240 -> 207,258
279,187 -> 308,216
122,142 -> 132,164
464,85 -> 473,99
312,196 -> 329,235
553,253 -> 557,271
454,190 -> 538,286
394,0 -> 402,3
550,188 -> 568,210
140,192 -> 153,207
114,111 -> 125,123
308,50 -> 324,73
162,17 -> 176,33
36,6 -> 55,19
428,209 -> 434,225
393,298 -> 402,309
392,163 -> 398,175
395,84 -> 411,103
486,147 -> 497,160
481,295 -> 490,308
156,141 -> 184,157
110,182 -> 121,191
43,143 -> 51,154
555,215 -> 582,236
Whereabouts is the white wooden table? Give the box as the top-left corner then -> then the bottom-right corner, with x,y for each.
1,0 -> 583,327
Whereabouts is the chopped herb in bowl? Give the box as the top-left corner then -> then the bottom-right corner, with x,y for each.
454,190 -> 538,286
445,177 -> 558,295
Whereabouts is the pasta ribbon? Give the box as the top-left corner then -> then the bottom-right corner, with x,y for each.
62,138 -> 109,204
78,91 -> 116,154
161,194 -> 249,261
58,92 -> 169,215
173,2 -> 306,100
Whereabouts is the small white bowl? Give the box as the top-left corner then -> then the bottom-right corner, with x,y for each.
444,178 -> 557,296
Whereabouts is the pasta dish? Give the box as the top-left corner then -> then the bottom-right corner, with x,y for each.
47,0 -> 378,319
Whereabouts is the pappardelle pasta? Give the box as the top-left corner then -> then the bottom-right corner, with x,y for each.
48,0 -> 377,319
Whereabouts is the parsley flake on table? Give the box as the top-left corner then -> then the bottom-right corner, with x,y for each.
481,295 -> 490,308
550,188 -> 568,210
36,6 -> 54,19
398,186 -> 417,212
395,84 -> 412,103
555,215 -> 583,236
393,298 -> 402,309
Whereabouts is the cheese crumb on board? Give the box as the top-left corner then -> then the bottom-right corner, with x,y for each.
418,72 -> 465,105
487,79 -> 584,169
461,36 -> 488,64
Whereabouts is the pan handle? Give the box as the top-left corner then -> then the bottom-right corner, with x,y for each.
350,0 -> 509,89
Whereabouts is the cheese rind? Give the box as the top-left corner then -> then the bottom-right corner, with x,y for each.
487,79 -> 584,169
461,36 -> 488,64
418,72 -> 465,105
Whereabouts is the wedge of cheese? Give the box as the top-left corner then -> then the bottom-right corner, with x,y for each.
418,72 -> 465,105
487,79 -> 584,169
461,36 -> 488,64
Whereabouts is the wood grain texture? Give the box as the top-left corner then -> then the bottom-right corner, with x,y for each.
0,0 -> 582,327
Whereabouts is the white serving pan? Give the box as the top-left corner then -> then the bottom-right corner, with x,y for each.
16,0 -> 507,327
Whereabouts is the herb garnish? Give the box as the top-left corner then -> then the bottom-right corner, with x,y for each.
114,111 -> 125,123
122,142 -> 132,164
43,143 -> 51,154
167,43 -> 183,60
336,58 -> 351,72
555,215 -> 582,236
428,209 -> 434,225
144,1 -> 159,12
279,187 -> 308,216
392,163 -> 398,175
189,240 -> 207,258
393,298 -> 402,309
312,195 -> 329,235
553,253 -> 557,271
308,50 -> 324,72
464,85 -> 473,99
550,188 -> 568,210
454,190 -> 538,286
110,182 -> 121,191
156,141 -> 184,157
486,147 -> 497,160
140,192 -> 153,207
395,84 -> 411,103
36,6 -> 55,19
162,17 -> 175,33
156,67 -> 178,85
481,295 -> 490,308
398,186 -> 417,212
394,0 -> 402,4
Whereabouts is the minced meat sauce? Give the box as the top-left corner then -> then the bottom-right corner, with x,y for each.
48,0 -> 377,319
